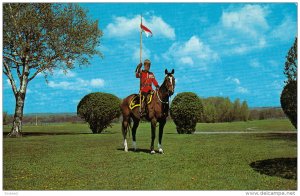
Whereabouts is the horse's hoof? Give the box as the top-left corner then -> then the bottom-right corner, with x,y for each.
150,150 -> 156,154
158,148 -> 164,154
132,141 -> 137,151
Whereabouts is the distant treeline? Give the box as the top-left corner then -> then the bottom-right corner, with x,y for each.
249,107 -> 286,120
3,101 -> 286,125
3,113 -> 84,125
199,97 -> 286,123
200,97 -> 249,123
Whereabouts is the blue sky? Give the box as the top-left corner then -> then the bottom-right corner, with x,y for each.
2,3 -> 298,114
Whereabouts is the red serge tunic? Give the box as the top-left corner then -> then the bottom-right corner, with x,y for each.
136,70 -> 159,93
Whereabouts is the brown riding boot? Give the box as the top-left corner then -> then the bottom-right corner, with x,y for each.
140,95 -> 148,117
141,102 -> 147,117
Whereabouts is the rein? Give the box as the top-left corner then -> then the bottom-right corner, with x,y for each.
156,90 -> 169,104
156,79 -> 172,105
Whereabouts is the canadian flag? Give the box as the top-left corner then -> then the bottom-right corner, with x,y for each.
140,23 -> 153,37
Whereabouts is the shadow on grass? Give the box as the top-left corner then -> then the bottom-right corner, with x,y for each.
254,133 -> 297,142
117,148 -> 152,154
250,158 -> 297,180
3,131 -> 116,137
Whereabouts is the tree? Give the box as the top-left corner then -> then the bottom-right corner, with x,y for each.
77,93 -> 121,134
202,103 -> 217,123
284,37 -> 297,83
240,101 -> 249,121
281,81 -> 297,128
3,3 -> 103,137
170,92 -> 203,134
232,99 -> 241,121
223,97 -> 234,122
280,37 -> 297,129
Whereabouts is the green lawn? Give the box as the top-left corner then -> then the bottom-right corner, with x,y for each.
3,119 -> 297,190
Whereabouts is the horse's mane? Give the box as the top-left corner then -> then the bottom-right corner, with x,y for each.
158,76 -> 171,103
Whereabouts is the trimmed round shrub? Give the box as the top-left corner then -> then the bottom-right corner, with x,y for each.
280,81 -> 297,128
77,92 -> 121,133
170,92 -> 203,134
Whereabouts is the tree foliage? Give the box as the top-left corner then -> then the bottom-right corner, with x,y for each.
3,3 -> 102,80
249,107 -> 286,120
170,92 -> 203,134
3,3 -> 102,137
200,97 -> 249,123
284,37 -> 297,83
240,101 -> 250,121
77,93 -> 121,134
281,81 -> 297,128
280,37 -> 297,129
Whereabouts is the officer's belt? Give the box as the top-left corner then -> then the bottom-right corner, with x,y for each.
141,84 -> 151,87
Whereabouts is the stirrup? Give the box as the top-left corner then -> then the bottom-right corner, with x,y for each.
139,111 -> 145,117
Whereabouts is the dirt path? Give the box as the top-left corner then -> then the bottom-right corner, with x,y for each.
194,131 -> 296,134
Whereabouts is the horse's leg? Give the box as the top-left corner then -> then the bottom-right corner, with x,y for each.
158,119 -> 166,154
132,117 -> 140,151
150,118 -> 157,154
122,116 -> 130,152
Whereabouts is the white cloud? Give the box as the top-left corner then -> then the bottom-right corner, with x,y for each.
230,44 -> 250,55
226,76 -> 249,94
226,76 -> 240,85
56,70 -> 76,78
221,4 -> 269,38
233,78 -> 240,85
104,15 -> 175,40
163,36 -> 219,70
45,69 -> 77,79
212,5 -> 296,57
48,78 -> 105,91
90,78 -> 105,88
179,57 -> 194,65
105,16 -> 139,38
26,88 -> 33,94
267,60 -> 279,67
149,16 -> 176,40
228,37 -> 267,55
236,86 -> 249,94
6,79 -> 11,86
133,45 -> 151,62
271,16 -> 297,42
249,59 -> 260,68
270,80 -> 283,90
206,4 -> 270,56
5,78 -> 19,89
48,81 -> 72,89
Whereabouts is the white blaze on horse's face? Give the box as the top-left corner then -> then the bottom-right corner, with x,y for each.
169,76 -> 173,85
165,75 -> 175,95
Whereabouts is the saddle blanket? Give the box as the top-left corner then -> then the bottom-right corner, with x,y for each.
129,92 -> 153,110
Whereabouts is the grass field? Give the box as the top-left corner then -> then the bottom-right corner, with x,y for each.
3,119 -> 297,190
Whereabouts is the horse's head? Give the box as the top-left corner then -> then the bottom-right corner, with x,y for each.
163,69 -> 175,96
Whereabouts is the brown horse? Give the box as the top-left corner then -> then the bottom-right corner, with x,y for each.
120,69 -> 175,154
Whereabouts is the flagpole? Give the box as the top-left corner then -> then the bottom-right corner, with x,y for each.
139,14 -> 142,114
140,14 -> 142,64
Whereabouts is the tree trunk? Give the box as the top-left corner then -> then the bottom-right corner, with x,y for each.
7,66 -> 29,137
8,92 -> 26,137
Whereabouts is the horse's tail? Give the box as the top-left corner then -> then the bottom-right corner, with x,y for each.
120,94 -> 137,138
123,117 -> 132,138
127,118 -> 132,138
120,114 -> 132,139
121,115 -> 132,152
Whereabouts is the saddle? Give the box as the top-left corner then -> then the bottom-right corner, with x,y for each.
129,91 -> 154,110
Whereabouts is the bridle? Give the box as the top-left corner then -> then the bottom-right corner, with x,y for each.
156,75 -> 175,105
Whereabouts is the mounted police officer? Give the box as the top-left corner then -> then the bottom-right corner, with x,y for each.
135,59 -> 159,117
